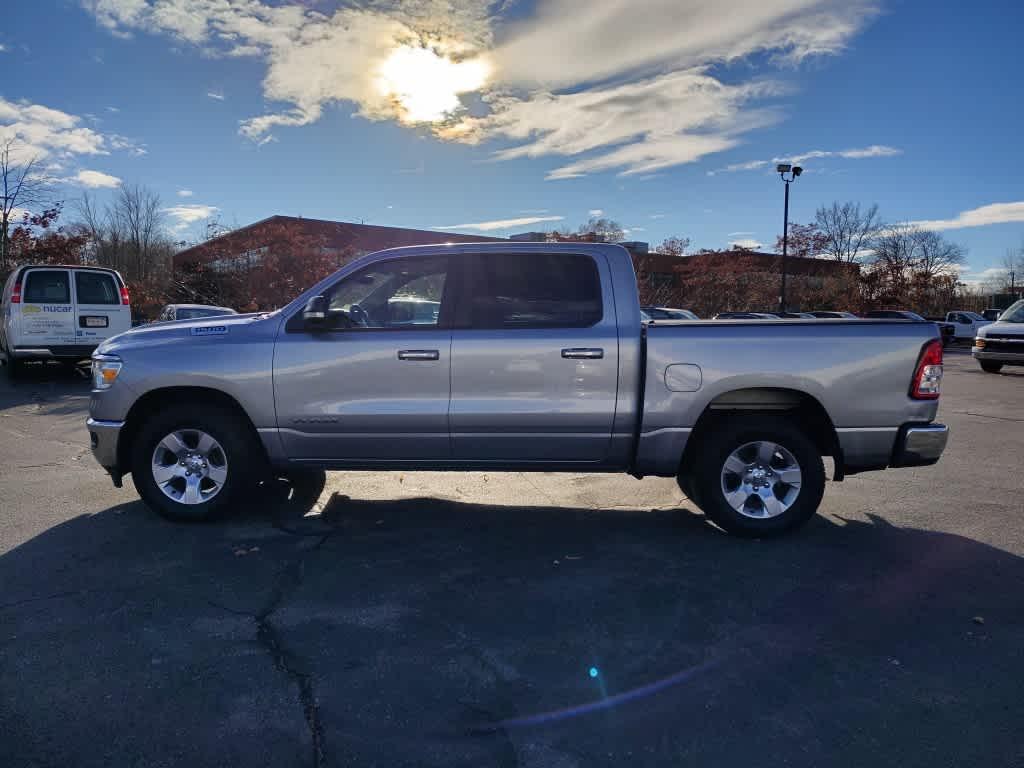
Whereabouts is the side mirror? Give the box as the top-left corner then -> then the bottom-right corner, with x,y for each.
303,295 -> 328,328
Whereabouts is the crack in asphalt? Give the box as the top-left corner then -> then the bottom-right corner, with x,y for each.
253,532 -> 333,768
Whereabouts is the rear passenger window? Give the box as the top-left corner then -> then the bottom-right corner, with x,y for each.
465,253 -> 602,328
75,272 -> 120,305
23,270 -> 70,303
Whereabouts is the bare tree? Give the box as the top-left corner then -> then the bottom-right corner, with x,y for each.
72,185 -> 173,282
1,140 -> 50,269
814,201 -> 883,264
577,217 -> 624,243
658,236 -> 690,256
913,229 -> 966,282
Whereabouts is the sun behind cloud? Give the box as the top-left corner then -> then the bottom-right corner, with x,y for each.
376,45 -> 490,124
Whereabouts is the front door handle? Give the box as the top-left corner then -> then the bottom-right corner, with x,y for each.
398,349 -> 440,361
562,348 -> 604,359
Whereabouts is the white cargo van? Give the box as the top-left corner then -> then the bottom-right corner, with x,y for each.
1,265 -> 132,376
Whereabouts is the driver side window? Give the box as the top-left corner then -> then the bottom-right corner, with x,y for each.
325,256 -> 449,330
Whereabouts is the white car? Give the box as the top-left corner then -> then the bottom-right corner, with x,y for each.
945,310 -> 993,341
972,299 -> 1024,373
1,265 -> 132,377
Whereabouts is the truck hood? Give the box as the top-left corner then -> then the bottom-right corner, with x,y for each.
95,312 -> 276,356
977,321 -> 1024,338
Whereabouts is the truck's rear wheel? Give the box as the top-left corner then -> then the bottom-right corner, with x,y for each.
979,361 -> 1003,374
132,403 -> 258,522
690,417 -> 825,537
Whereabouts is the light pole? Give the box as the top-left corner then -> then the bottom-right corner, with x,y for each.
776,163 -> 802,313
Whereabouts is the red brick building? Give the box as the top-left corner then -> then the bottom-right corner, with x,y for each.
173,215 -> 504,272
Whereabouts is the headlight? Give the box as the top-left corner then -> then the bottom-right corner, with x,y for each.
91,356 -> 123,390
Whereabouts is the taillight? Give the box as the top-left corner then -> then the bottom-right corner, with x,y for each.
910,339 -> 943,400
120,285 -> 130,305
11,281 -> 21,303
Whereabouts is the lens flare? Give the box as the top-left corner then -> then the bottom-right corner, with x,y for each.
377,45 -> 489,123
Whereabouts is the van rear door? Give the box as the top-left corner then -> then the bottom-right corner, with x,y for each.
19,268 -> 76,347
73,270 -> 131,343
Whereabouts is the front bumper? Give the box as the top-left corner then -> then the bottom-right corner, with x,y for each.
86,417 -> 124,483
891,423 -> 949,468
973,348 -> 1024,364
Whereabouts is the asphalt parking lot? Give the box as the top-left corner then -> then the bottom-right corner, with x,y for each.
1,349 -> 1022,768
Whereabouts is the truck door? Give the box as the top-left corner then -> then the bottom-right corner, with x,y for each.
19,269 -> 75,348
449,251 -> 619,463
273,254 -> 454,461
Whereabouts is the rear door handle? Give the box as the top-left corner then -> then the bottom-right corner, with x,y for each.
397,349 -> 440,361
562,348 -> 604,359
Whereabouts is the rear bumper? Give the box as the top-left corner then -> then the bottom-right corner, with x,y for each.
891,423 -> 949,468
86,418 -> 124,482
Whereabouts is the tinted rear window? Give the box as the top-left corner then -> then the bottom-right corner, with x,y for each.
75,272 -> 120,305
177,308 -> 230,319
465,253 -> 602,329
23,270 -> 70,304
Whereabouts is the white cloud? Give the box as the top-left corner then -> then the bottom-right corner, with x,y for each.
163,203 -> 219,231
731,238 -> 763,249
72,169 -> 122,188
105,106 -> 120,113
207,90 -> 225,101
0,97 -> 108,161
83,0 -> 878,176
727,230 -> 754,237
908,202 -> 1024,232
708,159 -> 769,175
176,189 -> 193,197
775,144 -> 901,164
714,145 -> 901,174
0,44 -> 7,53
433,215 -> 564,232
588,209 -> 604,217
649,213 -> 666,220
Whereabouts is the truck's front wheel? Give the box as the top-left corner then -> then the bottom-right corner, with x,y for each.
133,404 -> 257,522
690,417 -> 825,537
979,361 -> 1003,374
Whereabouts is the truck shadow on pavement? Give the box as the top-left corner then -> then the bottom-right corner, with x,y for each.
2,489 -> 1023,768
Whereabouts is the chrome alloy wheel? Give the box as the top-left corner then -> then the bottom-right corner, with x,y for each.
719,440 -> 802,519
151,429 -> 228,505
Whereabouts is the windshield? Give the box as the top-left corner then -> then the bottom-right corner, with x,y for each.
999,300 -> 1024,323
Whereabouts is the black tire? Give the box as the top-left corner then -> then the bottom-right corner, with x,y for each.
689,416 -> 825,537
132,403 -> 259,522
4,353 -> 20,380
979,361 -> 1003,374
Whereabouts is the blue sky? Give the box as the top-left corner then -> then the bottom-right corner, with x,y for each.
3,0 -> 1022,282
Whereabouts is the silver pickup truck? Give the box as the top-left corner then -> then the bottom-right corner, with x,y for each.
87,243 -> 948,536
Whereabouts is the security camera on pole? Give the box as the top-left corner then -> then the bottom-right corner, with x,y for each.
776,163 -> 803,313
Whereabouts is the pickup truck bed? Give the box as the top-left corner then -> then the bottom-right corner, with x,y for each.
87,242 -> 948,536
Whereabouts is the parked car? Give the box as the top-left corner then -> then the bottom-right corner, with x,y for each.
714,312 -> 780,319
972,299 -> 1024,373
944,310 -> 992,341
866,310 -> 956,347
809,311 -> 859,319
982,308 -> 1003,321
776,312 -> 817,319
87,243 -> 948,537
641,306 -> 700,321
156,303 -> 237,322
1,265 -> 132,378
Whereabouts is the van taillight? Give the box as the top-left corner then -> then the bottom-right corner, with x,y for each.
910,339 -> 943,400
11,282 -> 21,303
120,285 -> 130,305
